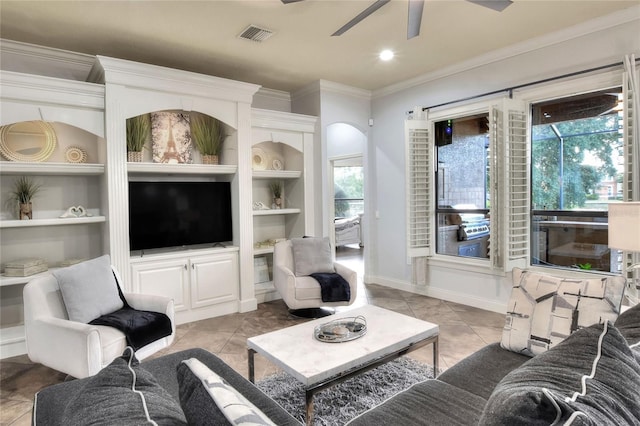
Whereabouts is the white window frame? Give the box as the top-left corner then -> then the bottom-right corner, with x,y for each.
515,68 -> 631,277
406,97 -> 527,275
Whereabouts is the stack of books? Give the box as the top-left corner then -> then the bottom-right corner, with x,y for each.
4,258 -> 48,277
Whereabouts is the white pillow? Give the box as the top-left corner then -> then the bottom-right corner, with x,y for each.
291,237 -> 335,277
180,358 -> 276,426
501,267 -> 626,357
53,255 -> 124,323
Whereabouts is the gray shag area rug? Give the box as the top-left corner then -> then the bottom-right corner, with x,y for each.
256,357 -> 435,425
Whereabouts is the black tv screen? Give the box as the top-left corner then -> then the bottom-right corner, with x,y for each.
128,181 -> 232,251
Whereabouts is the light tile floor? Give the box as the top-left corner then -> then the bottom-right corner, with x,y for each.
0,245 -> 505,425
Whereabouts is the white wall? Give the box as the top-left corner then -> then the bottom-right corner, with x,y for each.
368,11 -> 640,313
293,80 -> 372,238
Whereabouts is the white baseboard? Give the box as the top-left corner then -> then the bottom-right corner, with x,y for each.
254,289 -> 281,304
366,274 -> 507,314
1,325 -> 27,359
238,298 -> 258,313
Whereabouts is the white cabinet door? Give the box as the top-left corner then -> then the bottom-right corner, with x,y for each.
131,258 -> 190,312
190,253 -> 238,309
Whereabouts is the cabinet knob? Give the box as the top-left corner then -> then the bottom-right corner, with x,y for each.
184,264 -> 188,270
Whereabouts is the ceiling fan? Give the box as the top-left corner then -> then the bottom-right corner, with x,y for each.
282,0 -> 513,39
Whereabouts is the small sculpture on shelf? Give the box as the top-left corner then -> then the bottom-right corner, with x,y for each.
60,205 -> 93,218
270,181 -> 283,209
9,176 -> 41,220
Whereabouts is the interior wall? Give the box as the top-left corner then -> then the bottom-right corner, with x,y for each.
368,15 -> 640,312
317,83 -> 371,239
292,81 -> 372,240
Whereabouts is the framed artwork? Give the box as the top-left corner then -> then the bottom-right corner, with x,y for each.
151,112 -> 192,164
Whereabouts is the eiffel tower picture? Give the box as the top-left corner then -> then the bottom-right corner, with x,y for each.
160,119 -> 182,163
151,111 -> 193,164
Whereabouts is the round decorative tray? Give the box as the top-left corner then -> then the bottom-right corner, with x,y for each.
314,315 -> 367,343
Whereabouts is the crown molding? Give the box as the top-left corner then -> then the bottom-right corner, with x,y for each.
0,70 -> 104,109
253,87 -> 291,111
0,38 -> 94,80
251,108 -> 317,133
373,5 -> 640,99
90,55 -> 261,104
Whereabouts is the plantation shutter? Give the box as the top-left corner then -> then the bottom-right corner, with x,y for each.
489,107 -> 503,269
621,55 -> 640,303
490,99 -> 529,271
405,118 -> 432,257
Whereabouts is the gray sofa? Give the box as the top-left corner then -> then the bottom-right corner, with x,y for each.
34,303 -> 640,425
349,302 -> 640,425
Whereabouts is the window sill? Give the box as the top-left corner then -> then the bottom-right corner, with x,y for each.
427,254 -> 504,277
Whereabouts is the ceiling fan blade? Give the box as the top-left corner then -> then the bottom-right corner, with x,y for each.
407,0 -> 424,39
332,0 -> 391,36
466,0 -> 513,12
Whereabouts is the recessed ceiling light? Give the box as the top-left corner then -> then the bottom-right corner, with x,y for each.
379,49 -> 394,61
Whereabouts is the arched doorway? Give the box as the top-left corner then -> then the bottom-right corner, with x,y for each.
327,123 -> 367,276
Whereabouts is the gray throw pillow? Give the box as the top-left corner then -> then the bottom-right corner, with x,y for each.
291,237 -> 335,277
615,303 -> 640,344
61,348 -> 186,425
53,254 -> 124,323
615,303 -> 640,362
480,321 -> 640,425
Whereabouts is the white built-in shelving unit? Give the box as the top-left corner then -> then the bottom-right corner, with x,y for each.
0,58 -> 318,358
250,109 -> 316,300
0,71 -> 106,357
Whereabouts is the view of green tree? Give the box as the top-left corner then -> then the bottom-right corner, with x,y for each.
531,115 -> 620,210
334,166 -> 364,217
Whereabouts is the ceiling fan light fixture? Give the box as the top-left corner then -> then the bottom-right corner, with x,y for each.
379,49 -> 394,61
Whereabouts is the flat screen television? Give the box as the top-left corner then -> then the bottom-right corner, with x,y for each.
128,181 -> 232,251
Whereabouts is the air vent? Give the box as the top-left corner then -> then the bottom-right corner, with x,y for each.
238,25 -> 274,42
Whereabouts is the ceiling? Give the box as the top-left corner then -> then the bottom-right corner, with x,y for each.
0,1 -> 638,93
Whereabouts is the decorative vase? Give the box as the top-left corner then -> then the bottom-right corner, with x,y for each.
273,197 -> 283,209
128,151 -> 143,162
202,154 -> 219,165
19,202 -> 32,220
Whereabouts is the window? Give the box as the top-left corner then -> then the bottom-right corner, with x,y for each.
435,114 -> 491,260
406,99 -> 527,271
334,166 -> 363,219
530,88 -> 624,272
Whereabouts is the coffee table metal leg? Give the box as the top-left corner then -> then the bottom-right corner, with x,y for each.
305,389 -> 314,426
248,349 -> 256,383
433,336 -> 439,376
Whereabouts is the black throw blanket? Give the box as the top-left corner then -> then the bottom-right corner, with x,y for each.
89,274 -> 172,350
310,272 -> 351,303
90,306 -> 172,351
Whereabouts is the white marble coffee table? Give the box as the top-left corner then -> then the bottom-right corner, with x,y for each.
247,305 -> 439,425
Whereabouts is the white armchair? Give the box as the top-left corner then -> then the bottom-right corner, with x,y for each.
273,239 -> 357,316
23,266 -> 175,379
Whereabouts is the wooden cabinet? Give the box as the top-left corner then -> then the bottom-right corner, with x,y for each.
190,253 -> 238,309
131,257 -> 190,312
130,248 -> 239,324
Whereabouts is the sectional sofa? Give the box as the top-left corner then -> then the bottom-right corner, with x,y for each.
33,270 -> 640,425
